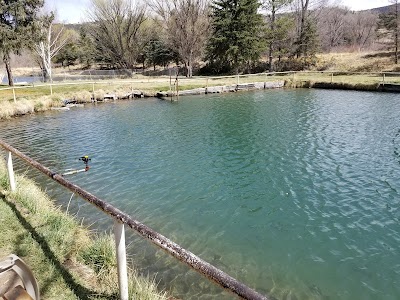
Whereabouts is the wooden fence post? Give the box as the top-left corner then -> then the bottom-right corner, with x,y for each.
12,88 -> 16,103
7,151 -> 16,191
176,77 -> 179,100
114,221 -> 129,300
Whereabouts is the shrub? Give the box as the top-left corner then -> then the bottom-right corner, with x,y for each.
275,57 -> 318,72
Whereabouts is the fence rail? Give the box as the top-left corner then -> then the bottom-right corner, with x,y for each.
2,68 -> 400,86
0,139 -> 268,300
1,70 -> 398,103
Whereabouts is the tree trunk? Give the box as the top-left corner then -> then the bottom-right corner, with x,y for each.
396,30 -> 398,64
42,66 -> 49,82
46,40 -> 52,82
3,53 -> 14,86
268,1 -> 276,72
186,60 -> 193,78
396,1 -> 399,64
297,0 -> 310,58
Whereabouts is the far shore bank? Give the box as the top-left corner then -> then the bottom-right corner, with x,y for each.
1,78 -> 399,120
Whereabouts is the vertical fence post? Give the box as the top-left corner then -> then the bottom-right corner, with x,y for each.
92,83 -> 95,102
113,221 -> 129,300
177,76 -> 179,100
50,83 -> 53,95
383,73 -> 385,85
331,73 -> 333,83
12,88 -> 16,103
7,152 -> 16,191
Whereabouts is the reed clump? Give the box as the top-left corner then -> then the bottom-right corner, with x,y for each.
0,95 -> 63,119
0,98 -> 36,118
0,100 -> 15,119
0,159 -> 168,299
67,90 -> 93,103
33,95 -> 63,111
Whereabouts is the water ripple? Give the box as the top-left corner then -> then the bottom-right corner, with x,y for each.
1,90 -> 400,299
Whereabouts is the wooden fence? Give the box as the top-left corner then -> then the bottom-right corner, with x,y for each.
1,71 -> 398,102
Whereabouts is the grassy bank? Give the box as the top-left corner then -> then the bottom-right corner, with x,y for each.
0,69 -> 397,119
0,159 -> 168,300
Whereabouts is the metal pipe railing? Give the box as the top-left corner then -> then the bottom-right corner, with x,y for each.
0,139 -> 268,300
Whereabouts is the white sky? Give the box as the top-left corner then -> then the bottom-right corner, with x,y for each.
46,0 -> 392,24
343,0 -> 392,10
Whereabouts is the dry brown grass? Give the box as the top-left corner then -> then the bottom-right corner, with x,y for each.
0,95 -> 63,119
316,51 -> 399,72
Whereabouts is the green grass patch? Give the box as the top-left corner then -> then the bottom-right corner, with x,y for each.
0,159 -> 168,299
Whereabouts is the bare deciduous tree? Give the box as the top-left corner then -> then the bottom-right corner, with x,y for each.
318,6 -> 348,51
148,0 -> 209,77
346,11 -> 377,51
88,0 -> 146,68
33,13 -> 71,82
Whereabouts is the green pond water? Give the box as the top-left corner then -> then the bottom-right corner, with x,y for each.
0,89 -> 399,299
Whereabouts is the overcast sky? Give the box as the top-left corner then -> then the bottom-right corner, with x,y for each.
46,0 -> 392,24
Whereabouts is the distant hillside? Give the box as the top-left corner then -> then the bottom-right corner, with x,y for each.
367,4 -> 396,14
64,23 -> 85,31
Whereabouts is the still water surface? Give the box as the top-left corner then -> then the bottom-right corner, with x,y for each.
1,89 -> 399,299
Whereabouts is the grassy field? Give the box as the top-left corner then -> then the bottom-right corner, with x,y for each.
0,158 -> 168,300
316,51 -> 400,72
0,71 -> 394,99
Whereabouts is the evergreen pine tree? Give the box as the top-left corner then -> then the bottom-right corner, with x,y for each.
54,42 -> 79,68
0,0 -> 44,86
206,0 -> 265,74
263,0 -> 293,71
144,39 -> 176,70
78,27 -> 97,68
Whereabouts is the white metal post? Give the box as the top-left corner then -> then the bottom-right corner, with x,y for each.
113,221 -> 129,300
7,151 -> 16,191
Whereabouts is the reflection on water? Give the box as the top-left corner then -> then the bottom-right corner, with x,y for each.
1,89 -> 400,300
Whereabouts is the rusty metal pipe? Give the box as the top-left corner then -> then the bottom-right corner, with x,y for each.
0,139 -> 268,300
